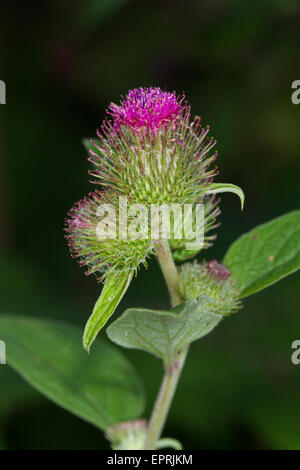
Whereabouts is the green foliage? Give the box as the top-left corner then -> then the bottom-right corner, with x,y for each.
83,270 -> 133,352
224,211 -> 300,297
0,315 -> 144,431
107,297 -> 222,365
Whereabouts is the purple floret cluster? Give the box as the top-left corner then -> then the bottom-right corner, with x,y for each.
107,87 -> 186,133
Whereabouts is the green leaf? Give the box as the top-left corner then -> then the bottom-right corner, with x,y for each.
205,183 -> 245,209
0,315 -> 144,431
223,210 -> 300,298
107,297 -> 222,365
83,270 -> 133,352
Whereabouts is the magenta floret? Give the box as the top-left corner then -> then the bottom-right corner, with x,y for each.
107,87 -> 186,133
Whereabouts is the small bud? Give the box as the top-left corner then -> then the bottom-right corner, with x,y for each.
178,260 -> 242,316
106,419 -> 147,450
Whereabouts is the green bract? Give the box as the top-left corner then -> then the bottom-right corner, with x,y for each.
83,270 -> 133,352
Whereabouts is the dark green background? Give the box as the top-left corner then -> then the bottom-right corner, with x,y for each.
0,0 -> 300,449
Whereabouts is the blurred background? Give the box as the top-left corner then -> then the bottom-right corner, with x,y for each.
0,0 -> 300,450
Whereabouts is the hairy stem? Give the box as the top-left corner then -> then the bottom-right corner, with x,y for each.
155,239 -> 181,306
144,240 -> 189,450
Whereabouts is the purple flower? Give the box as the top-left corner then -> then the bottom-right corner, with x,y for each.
107,87 -> 186,134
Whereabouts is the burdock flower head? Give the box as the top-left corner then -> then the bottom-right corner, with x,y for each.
65,190 -> 154,279
65,87 -> 244,351
90,88 -> 219,207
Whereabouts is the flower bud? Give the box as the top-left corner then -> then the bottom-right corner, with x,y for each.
178,260 -> 242,316
106,419 -> 147,450
65,190 -> 155,279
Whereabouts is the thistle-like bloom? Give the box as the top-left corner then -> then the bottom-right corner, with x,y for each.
108,87 -> 185,134
178,260 -> 242,316
89,106 -> 218,206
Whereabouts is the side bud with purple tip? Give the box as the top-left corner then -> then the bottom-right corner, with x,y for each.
178,260 -> 242,316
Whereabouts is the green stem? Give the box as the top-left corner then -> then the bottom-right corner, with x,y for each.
155,239 -> 181,307
144,240 -> 189,450
144,347 -> 189,450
